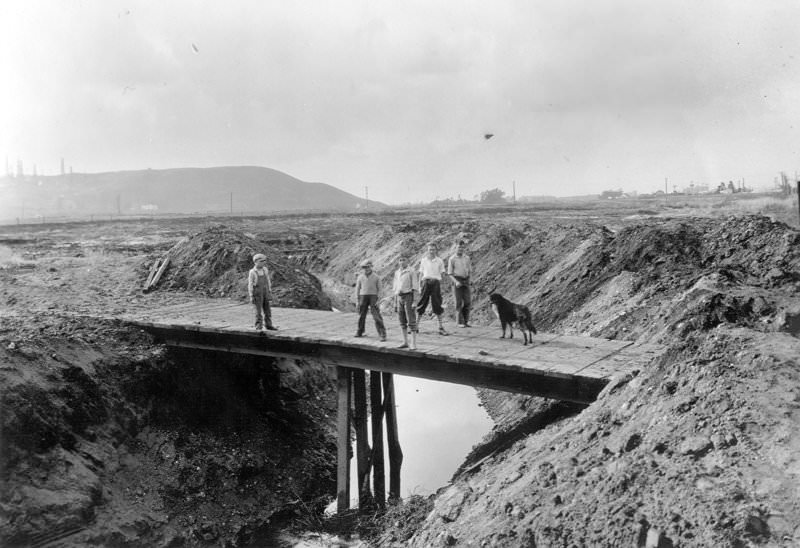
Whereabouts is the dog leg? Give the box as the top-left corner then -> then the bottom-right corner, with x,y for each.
500,322 -> 506,339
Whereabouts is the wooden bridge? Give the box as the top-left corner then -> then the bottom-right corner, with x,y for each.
124,300 -> 661,512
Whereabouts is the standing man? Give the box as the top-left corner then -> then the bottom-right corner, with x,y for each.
354,259 -> 387,341
416,242 -> 448,335
448,240 -> 472,328
248,253 -> 277,332
393,256 -> 420,349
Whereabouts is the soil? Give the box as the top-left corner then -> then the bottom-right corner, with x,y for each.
1,195 -> 800,547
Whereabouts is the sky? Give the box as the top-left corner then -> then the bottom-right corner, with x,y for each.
2,1 -> 800,204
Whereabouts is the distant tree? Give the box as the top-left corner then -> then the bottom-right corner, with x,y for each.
480,188 -> 506,204
600,189 -> 624,199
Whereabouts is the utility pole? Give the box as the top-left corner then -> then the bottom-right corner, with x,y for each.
512,181 -> 516,203
365,186 -> 369,210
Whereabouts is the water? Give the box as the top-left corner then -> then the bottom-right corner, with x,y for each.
258,377 -> 493,546
329,375 -> 493,508
390,376 -> 493,496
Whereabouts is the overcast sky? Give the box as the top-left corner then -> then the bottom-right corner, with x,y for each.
2,1 -> 800,204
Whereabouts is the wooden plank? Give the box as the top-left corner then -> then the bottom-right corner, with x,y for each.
144,258 -> 161,289
370,371 -> 385,509
126,303 -> 662,402
336,367 -> 351,513
352,370 -> 372,508
145,256 -> 170,290
382,373 -> 402,502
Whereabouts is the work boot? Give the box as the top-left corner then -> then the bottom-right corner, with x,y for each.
398,329 -> 408,348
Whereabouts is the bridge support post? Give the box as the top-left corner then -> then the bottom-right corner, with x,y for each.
382,373 -> 403,502
370,371 -> 385,508
352,370 -> 373,508
336,366 -> 352,513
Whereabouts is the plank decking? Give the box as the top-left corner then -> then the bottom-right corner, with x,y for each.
124,300 -> 661,404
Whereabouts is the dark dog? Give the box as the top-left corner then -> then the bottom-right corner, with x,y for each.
489,293 -> 537,345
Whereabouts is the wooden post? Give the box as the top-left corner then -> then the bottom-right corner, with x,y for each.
146,256 -> 170,291
352,369 -> 372,508
382,373 -> 403,502
336,367 -> 352,513
144,258 -> 161,289
370,371 -> 385,508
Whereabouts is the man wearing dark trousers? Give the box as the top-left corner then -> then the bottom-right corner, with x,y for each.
416,242 -> 448,335
354,259 -> 387,341
448,240 -> 472,328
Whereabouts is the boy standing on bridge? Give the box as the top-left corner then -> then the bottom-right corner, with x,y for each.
248,253 -> 277,332
354,259 -> 387,341
416,242 -> 449,335
393,256 -> 419,349
447,240 -> 472,328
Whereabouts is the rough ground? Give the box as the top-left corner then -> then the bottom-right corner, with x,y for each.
2,196 -> 800,547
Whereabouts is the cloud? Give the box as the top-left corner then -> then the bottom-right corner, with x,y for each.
3,0 -> 800,200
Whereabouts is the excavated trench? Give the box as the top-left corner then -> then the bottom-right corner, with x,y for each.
4,212 -> 800,546
0,321 -> 341,547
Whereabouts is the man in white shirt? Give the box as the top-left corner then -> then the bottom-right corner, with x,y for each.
416,242 -> 448,335
447,240 -> 472,327
392,256 -> 419,349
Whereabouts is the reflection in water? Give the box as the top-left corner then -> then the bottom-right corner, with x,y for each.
391,376 -> 493,496
257,377 -> 493,546
331,376 -> 494,508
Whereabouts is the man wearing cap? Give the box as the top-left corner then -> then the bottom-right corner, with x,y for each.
248,253 -> 277,332
354,259 -> 387,341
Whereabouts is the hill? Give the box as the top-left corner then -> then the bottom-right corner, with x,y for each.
0,166 -> 381,220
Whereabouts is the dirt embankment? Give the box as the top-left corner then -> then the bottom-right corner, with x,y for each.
0,224 -> 338,547
305,213 -> 800,546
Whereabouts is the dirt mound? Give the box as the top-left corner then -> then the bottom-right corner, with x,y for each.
411,327 -> 800,547
0,317 -> 337,547
151,224 -> 331,310
312,215 -> 800,339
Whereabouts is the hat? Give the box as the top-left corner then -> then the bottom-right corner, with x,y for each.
360,259 -> 373,268
253,253 -> 267,262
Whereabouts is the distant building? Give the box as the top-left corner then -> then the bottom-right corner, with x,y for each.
600,189 -> 624,199
141,204 -> 159,211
